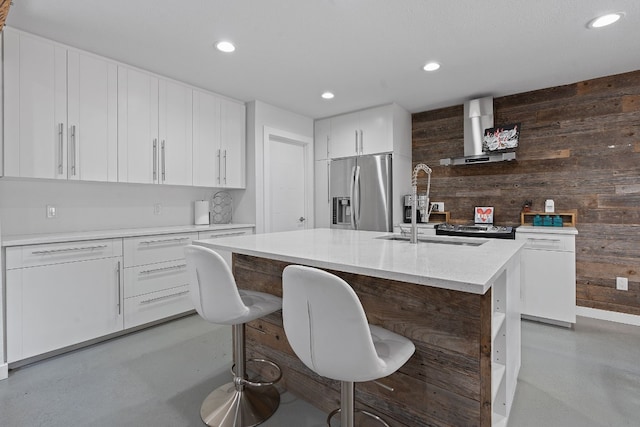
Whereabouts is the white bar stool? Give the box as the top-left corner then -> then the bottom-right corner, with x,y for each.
184,245 -> 283,427
282,265 -> 415,427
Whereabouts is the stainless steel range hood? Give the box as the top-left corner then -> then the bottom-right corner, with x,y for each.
440,96 -> 516,166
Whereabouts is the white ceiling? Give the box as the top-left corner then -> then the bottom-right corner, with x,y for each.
6,0 -> 640,119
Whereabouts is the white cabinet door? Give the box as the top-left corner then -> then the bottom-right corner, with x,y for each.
3,29 -> 67,179
314,159 -> 330,228
193,90 -> 221,187
220,98 -> 246,188
67,51 -> 118,182
117,66 -> 159,184
359,105 -> 392,155
314,118 -> 331,160
159,79 -> 193,186
6,257 -> 123,362
330,111 -> 359,159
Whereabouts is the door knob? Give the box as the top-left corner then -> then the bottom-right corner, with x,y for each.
299,217 -> 306,222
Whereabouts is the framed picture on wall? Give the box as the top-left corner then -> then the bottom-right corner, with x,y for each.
483,123 -> 521,151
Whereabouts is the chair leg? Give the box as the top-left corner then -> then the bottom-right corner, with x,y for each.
327,381 -> 391,427
199,323 -> 280,427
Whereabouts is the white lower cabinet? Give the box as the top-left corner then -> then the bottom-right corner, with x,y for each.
5,239 -> 123,363
122,232 -> 197,329
516,228 -> 577,326
197,227 -> 254,266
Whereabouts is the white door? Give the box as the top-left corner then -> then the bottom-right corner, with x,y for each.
265,130 -> 313,233
329,111 -> 359,159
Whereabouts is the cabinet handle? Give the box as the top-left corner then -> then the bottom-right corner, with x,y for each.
217,149 -> 221,184
70,125 -> 77,176
138,237 -> 190,245
161,140 -> 166,182
359,129 -> 363,154
58,123 -> 64,174
116,260 -> 122,315
139,263 -> 187,275
153,139 -> 158,181
223,149 -> 227,184
139,290 -> 189,305
204,231 -> 246,239
31,244 -> 108,255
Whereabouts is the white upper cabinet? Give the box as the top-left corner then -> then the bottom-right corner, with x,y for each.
67,51 -> 118,182
192,90 -> 221,187
118,68 -> 193,185
3,30 -> 67,179
327,104 -> 406,159
3,29 -> 118,182
193,90 -> 245,188
117,66 -> 159,184
158,79 -> 193,186
220,98 -> 246,188
314,118 -> 331,161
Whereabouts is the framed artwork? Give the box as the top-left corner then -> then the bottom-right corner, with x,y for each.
483,123 -> 520,151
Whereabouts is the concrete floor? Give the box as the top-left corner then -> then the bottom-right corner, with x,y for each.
1,315 -> 639,426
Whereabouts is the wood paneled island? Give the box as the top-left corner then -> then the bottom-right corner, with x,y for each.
195,228 -> 523,427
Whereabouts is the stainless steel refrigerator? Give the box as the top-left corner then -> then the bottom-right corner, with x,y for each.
330,153 -> 392,232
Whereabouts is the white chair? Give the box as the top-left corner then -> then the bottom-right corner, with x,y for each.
184,245 -> 283,427
282,265 -> 415,427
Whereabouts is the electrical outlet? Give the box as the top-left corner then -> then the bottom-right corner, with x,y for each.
153,203 -> 162,215
430,202 -> 444,212
46,205 -> 56,219
616,277 -> 628,291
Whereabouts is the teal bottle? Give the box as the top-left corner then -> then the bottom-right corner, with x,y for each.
533,215 -> 542,226
553,215 -> 563,227
543,215 -> 553,226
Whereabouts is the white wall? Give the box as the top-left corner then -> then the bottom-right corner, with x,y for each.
0,178 -> 241,236
235,100 -> 314,234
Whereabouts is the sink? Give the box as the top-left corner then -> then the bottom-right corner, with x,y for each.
376,234 -> 486,246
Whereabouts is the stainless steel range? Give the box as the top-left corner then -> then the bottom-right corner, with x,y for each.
435,223 -> 516,239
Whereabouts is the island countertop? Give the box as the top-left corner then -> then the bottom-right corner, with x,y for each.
195,228 -> 524,294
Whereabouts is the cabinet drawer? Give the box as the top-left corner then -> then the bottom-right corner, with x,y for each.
123,232 -> 197,267
516,233 -> 575,252
197,227 -> 253,240
6,238 -> 122,270
124,260 -> 189,298
124,285 -> 193,329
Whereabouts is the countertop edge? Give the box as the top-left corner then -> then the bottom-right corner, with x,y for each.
1,224 -> 256,247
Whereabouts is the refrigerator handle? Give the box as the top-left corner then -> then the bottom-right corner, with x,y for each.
349,165 -> 357,229
353,165 -> 361,229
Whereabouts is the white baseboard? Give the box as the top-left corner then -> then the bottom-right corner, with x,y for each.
0,363 -> 8,380
576,306 -> 640,327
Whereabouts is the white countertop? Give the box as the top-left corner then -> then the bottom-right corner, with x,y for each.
516,226 -> 578,235
195,228 -> 524,294
1,223 -> 255,247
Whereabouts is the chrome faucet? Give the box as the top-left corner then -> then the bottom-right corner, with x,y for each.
411,163 -> 432,244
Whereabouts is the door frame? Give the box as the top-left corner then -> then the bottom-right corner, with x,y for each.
263,126 -> 314,233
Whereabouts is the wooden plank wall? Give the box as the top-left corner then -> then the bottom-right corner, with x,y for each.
412,70 -> 640,316
234,254 -> 492,427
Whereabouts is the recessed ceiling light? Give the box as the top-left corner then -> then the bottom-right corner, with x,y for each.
423,62 -> 441,72
215,41 -> 236,53
321,92 -> 335,100
587,12 -> 623,28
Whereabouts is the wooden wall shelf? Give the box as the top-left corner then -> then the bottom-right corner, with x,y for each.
520,210 -> 577,227
427,211 -> 450,223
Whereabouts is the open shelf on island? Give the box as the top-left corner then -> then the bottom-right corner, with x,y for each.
520,210 -> 577,227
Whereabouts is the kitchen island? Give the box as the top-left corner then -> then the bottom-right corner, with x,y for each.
195,228 -> 523,427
